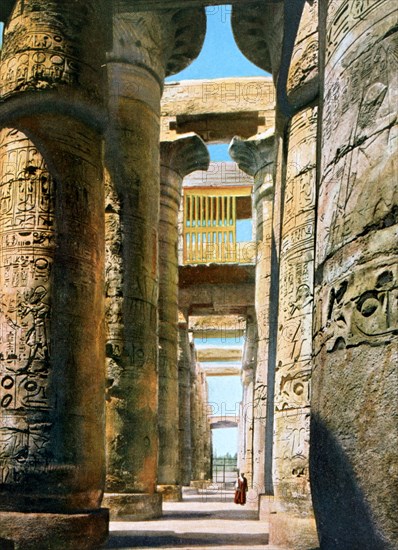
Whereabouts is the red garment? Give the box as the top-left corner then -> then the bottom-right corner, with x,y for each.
234,476 -> 248,505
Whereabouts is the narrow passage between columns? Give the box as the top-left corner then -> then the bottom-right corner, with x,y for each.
104,487 -> 293,550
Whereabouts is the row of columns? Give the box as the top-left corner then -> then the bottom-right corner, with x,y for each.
231,0 -> 397,548
0,2 -> 210,548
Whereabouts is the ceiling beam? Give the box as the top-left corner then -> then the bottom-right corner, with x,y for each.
121,1 -> 265,12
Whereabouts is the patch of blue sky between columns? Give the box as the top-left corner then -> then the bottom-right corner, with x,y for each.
166,5 -> 268,81
165,6 -> 269,162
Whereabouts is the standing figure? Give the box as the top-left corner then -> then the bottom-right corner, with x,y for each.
234,472 -> 248,505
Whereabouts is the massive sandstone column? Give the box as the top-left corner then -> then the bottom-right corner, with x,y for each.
0,1 -> 108,548
157,134 -> 209,501
104,5 -> 206,519
311,2 -> 398,548
229,130 -> 275,498
239,311 -> 257,485
267,1 -> 319,548
271,106 -> 318,548
177,310 -> 192,486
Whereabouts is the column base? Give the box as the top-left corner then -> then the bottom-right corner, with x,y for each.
269,511 -> 319,549
103,493 -> 162,521
259,493 -> 274,521
190,480 -> 212,490
0,508 -> 109,550
156,484 -> 182,502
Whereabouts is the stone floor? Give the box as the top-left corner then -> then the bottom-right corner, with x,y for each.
104,488 -> 288,550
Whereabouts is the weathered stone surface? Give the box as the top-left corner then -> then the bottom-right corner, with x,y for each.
0,509 -> 109,550
231,2 -> 283,76
311,2 -> 398,548
104,6 -> 206,518
158,134 -> 209,493
156,484 -> 182,502
238,312 -> 256,485
191,362 -> 211,483
178,313 -> 192,486
287,0 -> 319,108
161,77 -> 275,143
270,106 -> 318,548
0,119 -> 106,540
229,130 -> 275,496
0,0 -> 108,103
102,493 -> 162,522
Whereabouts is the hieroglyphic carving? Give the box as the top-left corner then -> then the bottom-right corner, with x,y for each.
318,0 -> 398,263
287,0 -> 318,97
0,128 -> 55,483
274,107 -> 317,493
0,1 -> 102,99
314,259 -> 398,355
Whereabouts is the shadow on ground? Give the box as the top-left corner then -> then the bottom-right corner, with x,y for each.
105,530 -> 269,548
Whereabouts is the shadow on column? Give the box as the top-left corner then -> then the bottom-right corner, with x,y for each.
310,414 -> 388,550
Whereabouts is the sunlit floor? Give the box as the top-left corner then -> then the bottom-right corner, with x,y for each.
104,487 -> 287,550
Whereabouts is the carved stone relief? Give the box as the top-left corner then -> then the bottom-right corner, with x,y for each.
318,0 -> 398,263
0,128 -> 54,485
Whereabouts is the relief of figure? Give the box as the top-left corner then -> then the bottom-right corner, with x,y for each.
18,286 -> 50,374
289,283 -> 313,316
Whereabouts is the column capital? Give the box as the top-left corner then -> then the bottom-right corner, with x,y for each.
109,5 -> 206,83
229,129 -> 275,200
161,133 -> 209,179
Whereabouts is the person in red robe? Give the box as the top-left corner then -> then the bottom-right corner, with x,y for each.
234,472 -> 248,505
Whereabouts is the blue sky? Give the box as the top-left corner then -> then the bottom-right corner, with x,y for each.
167,6 -> 267,162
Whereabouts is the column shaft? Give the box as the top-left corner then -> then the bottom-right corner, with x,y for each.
0,1 -> 108,547
312,1 -> 398,547
178,315 -> 192,486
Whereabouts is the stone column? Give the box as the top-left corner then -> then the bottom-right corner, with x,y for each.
191,362 -> 210,486
229,131 -> 275,498
312,2 -> 398,547
271,106 -> 318,548
0,2 -> 109,549
239,311 -> 257,485
177,310 -> 192,487
104,5 -> 206,520
157,134 -> 209,502
265,1 -> 319,547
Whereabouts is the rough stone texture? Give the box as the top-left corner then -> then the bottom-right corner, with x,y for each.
231,3 -> 284,77
0,2 -> 107,546
270,107 -> 318,549
158,134 -> 209,497
286,0 -> 319,107
238,312 -> 257,485
191,361 -> 211,483
229,130 -> 275,496
311,1 -> 398,548
0,509 -> 109,550
178,312 -> 192,486
103,493 -> 162,522
161,77 -> 275,144
0,0 -> 107,104
104,5 -> 206,519
156,484 -> 182,502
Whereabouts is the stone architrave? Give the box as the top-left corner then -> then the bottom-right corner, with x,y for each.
177,311 -> 192,487
157,134 -> 209,502
229,130 -> 275,497
103,5 -> 206,520
0,2 -> 109,548
311,2 -> 398,548
270,107 -> 318,548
